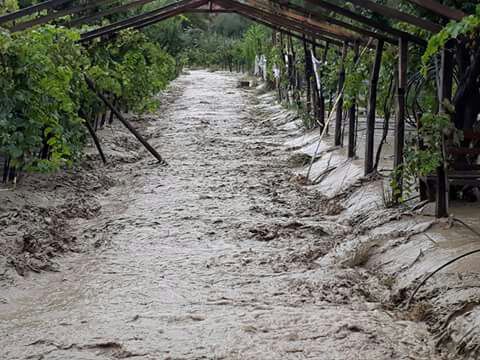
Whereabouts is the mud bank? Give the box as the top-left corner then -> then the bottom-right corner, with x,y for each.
0,70 -> 475,359
275,89 -> 480,357
0,85 -> 181,284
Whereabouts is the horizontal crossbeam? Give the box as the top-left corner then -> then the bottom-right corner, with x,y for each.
216,0 -> 368,45
404,0 -> 465,21
228,7 -> 343,48
346,0 -> 441,32
79,0 -> 208,42
10,0 -> 114,32
302,0 -> 426,46
78,0 -> 366,47
274,1 -> 396,45
68,0 -> 157,28
0,0 -> 73,24
0,0 -> 443,51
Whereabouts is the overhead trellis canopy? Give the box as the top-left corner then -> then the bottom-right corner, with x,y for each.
0,0 -> 466,49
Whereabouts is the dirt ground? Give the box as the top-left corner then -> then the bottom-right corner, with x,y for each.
1,70 -> 479,359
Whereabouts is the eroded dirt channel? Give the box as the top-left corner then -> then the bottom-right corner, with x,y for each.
0,70 -> 458,359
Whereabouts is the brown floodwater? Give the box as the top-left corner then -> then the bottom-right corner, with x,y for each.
0,70 -> 450,359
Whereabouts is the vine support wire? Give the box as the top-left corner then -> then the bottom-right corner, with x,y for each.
407,218 -> 480,307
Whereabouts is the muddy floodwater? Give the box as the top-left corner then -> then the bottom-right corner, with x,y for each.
0,70 -> 460,359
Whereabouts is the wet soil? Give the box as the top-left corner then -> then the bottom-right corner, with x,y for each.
0,70 -> 470,359
0,102 -> 164,283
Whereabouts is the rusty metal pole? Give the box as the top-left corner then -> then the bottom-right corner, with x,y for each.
85,76 -> 168,165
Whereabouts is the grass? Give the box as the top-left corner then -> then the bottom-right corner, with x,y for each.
381,180 -> 397,208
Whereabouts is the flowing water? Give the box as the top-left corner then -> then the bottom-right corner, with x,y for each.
0,70 -> 447,359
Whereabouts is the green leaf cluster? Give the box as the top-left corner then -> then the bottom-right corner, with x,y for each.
343,51 -> 370,110
390,112 -> 453,201
0,26 -> 175,174
0,26 -> 88,172
422,5 -> 480,75
87,29 -> 175,113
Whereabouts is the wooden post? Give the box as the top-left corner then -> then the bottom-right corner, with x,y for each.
100,109 -> 107,128
85,76 -> 168,165
436,43 -> 454,218
334,41 -> 348,146
348,42 -> 359,158
310,38 -> 320,126
303,36 -> 312,115
394,37 -> 408,202
84,118 -> 107,164
288,36 -> 295,104
310,39 -> 316,118
319,42 -> 329,128
108,97 -> 117,125
365,39 -> 384,175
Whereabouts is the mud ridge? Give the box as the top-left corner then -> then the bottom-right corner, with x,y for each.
278,87 -> 480,357
0,83 -> 184,285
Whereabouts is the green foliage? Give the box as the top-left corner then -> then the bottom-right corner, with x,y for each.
0,0 -> 18,15
390,5 -> 480,201
0,26 -> 88,172
390,112 -> 453,201
87,30 -> 175,113
165,13 -> 254,69
318,49 -> 340,98
144,17 -> 189,57
180,29 -> 240,68
211,14 -> 251,37
179,21 -> 271,71
240,25 -> 269,70
343,50 -> 370,109
0,26 -> 175,175
265,45 -> 283,83
376,47 -> 394,109
422,5 -> 480,75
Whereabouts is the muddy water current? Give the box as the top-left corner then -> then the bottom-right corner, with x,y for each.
1,71 -> 447,359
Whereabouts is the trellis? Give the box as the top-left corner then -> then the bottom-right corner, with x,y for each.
0,0 -> 470,217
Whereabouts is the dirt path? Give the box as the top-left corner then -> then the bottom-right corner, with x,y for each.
0,70 -> 449,359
